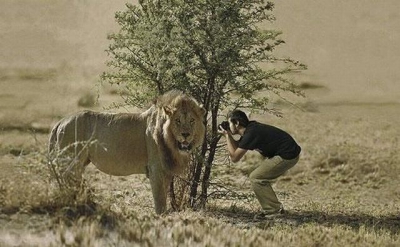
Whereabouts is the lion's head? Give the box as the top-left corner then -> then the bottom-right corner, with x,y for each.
154,90 -> 206,154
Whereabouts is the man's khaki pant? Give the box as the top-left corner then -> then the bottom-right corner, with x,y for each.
249,155 -> 300,213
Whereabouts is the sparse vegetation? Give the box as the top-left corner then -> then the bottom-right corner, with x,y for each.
1,101 -> 399,246
1,1 -> 400,246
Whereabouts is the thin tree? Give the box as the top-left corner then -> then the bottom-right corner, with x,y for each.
101,0 -> 306,210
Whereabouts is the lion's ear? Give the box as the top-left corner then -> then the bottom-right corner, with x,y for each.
163,106 -> 176,116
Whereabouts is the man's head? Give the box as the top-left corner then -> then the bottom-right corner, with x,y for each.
227,110 -> 249,135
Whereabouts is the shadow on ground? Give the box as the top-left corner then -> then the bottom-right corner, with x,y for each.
212,207 -> 400,235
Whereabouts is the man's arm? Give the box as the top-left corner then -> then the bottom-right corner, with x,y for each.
225,132 -> 247,163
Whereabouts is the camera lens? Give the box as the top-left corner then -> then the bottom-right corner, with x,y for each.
219,121 -> 229,130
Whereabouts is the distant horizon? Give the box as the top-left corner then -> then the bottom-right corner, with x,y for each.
1,0 -> 399,103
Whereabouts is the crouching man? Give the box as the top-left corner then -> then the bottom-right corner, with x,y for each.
219,110 -> 301,217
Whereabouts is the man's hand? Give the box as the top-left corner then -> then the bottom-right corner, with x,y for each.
218,125 -> 230,136
218,125 -> 247,163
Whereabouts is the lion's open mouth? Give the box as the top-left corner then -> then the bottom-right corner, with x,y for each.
177,141 -> 192,152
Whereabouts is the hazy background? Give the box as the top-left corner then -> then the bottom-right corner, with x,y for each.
1,0 -> 399,104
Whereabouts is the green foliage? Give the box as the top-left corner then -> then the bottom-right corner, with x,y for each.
102,0 -> 305,110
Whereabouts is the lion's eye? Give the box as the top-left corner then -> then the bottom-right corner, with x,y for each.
175,119 -> 181,125
190,118 -> 195,125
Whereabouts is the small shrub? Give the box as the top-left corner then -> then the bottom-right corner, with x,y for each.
298,82 -> 326,90
77,92 -> 96,107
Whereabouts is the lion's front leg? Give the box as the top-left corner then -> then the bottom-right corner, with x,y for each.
148,164 -> 172,214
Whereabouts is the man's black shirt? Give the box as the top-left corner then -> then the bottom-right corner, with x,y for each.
238,121 -> 301,160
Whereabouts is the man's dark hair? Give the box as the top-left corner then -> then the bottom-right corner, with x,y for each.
228,110 -> 249,127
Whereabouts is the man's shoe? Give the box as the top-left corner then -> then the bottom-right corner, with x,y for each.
253,207 -> 285,220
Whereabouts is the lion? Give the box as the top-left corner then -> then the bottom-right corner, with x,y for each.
48,90 -> 206,214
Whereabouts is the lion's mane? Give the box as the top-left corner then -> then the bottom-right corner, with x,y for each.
146,90 -> 205,173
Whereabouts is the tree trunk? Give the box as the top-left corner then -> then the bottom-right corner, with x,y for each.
199,137 -> 219,207
199,105 -> 220,208
189,140 -> 208,207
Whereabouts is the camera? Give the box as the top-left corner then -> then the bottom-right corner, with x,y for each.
219,121 -> 230,131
